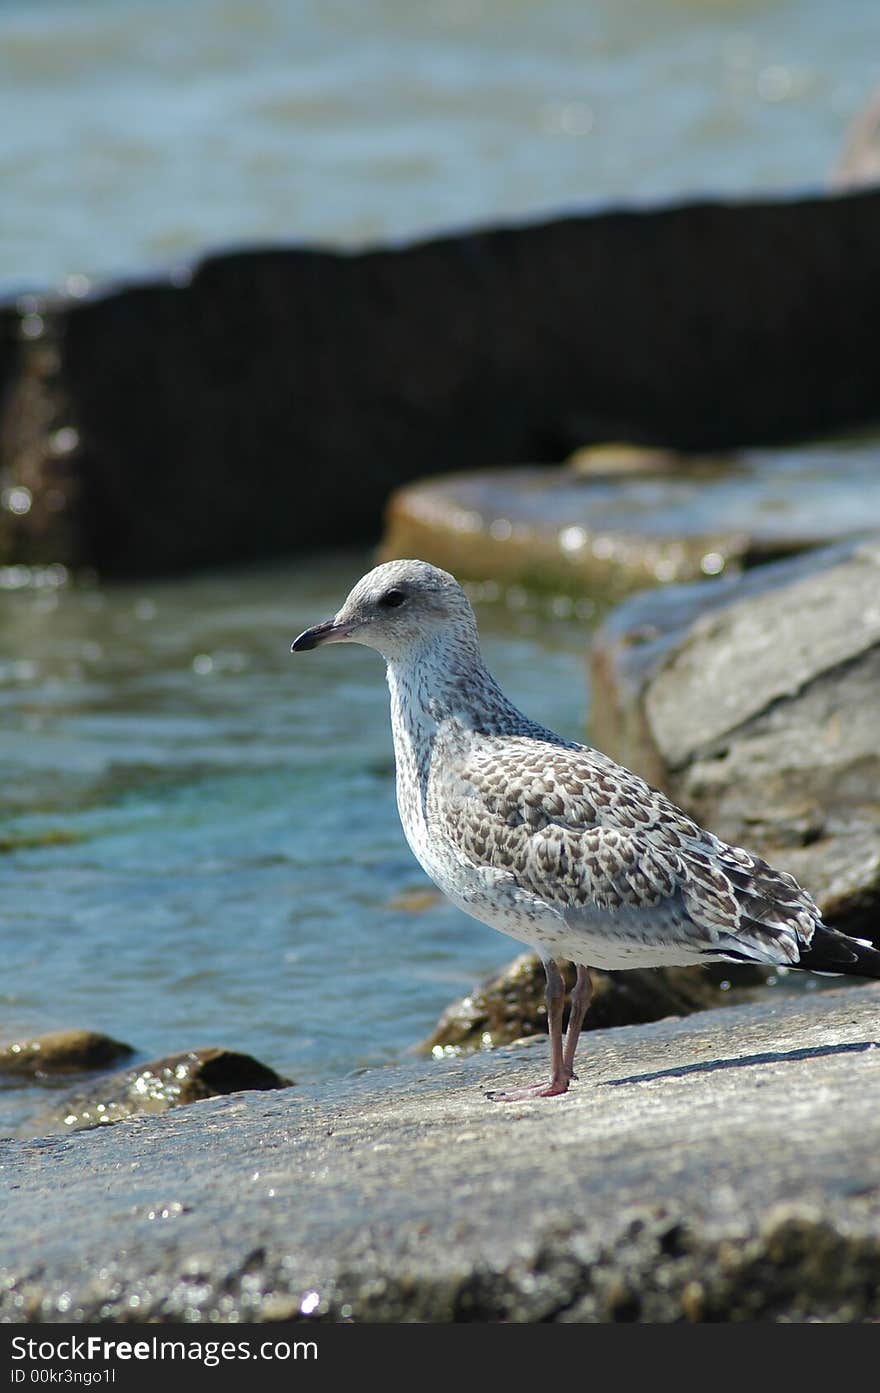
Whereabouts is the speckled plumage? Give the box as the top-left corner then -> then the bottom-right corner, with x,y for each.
390,654 -> 823,974
292,559 -> 880,1098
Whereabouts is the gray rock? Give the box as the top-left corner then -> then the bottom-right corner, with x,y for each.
2,987 -> 880,1322
833,88 -> 880,190
590,539 -> 880,939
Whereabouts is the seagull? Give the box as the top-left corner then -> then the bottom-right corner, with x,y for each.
292,559 -> 880,1101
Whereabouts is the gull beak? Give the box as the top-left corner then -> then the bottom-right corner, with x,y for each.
290,617 -> 354,653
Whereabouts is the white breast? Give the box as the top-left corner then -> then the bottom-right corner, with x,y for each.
388,675 -> 567,957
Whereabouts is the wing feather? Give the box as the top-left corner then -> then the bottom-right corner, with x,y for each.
432,732 -> 820,964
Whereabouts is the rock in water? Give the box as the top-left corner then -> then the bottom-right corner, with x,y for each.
28,1047 -> 292,1135
420,952 -> 767,1054
0,1029 -> 134,1077
381,451 -> 879,600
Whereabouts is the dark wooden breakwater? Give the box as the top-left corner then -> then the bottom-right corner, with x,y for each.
2,187 -> 879,576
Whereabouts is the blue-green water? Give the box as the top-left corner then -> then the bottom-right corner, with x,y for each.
1,0 -> 879,291
0,555 -> 594,1129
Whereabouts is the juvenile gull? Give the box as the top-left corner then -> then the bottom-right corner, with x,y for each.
292,559 -> 880,1101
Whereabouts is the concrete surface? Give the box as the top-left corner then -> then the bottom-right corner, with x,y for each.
2,985 -> 880,1323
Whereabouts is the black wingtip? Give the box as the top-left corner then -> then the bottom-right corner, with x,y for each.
796,925 -> 880,979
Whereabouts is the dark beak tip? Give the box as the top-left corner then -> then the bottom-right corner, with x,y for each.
291,618 -> 338,654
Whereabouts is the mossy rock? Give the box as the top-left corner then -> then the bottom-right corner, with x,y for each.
0,1029 -> 133,1077
420,952 -> 767,1054
28,1047 -> 292,1135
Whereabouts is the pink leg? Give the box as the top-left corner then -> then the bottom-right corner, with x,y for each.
563,964 -> 593,1079
488,959 -> 572,1102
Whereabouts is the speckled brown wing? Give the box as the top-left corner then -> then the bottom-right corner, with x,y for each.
434,733 -> 820,965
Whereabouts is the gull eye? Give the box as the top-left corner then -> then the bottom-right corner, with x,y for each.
378,588 -> 407,609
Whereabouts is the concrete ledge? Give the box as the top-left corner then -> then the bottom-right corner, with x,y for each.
2,985 -> 879,1322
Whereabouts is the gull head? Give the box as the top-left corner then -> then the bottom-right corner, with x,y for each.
291,559 -> 479,663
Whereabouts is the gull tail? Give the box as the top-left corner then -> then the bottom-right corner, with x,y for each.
795,925 -> 880,979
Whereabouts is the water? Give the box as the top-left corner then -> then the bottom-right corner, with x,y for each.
1,0 -> 879,291
0,555 -> 594,1130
